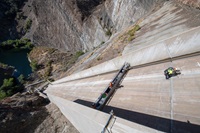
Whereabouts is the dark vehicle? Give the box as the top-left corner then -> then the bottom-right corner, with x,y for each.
92,62 -> 130,110
164,67 -> 181,79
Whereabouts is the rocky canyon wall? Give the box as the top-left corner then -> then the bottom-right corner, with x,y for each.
30,0 -> 159,52
175,0 -> 200,8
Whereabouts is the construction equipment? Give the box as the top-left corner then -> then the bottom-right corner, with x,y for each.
91,62 -> 130,110
164,67 -> 181,79
101,110 -> 115,133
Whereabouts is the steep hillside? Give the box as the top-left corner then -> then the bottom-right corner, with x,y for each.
18,0 -> 200,77
26,0 -> 159,51
0,0 -> 26,41
175,0 -> 200,8
57,0 -> 200,77
1,0 -> 200,133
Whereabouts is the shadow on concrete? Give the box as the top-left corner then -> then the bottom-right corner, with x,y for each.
74,99 -> 200,133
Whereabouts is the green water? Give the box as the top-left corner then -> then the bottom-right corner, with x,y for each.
0,49 -> 32,77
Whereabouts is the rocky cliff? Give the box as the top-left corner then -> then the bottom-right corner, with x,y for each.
0,0 -> 26,42
1,0 -> 200,52
175,0 -> 200,8
1,0 -> 200,132
27,0 -> 159,52
0,92 -> 79,133
56,0 -> 200,75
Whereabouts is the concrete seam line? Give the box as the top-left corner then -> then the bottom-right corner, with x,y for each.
164,43 -> 173,59
170,78 -> 174,133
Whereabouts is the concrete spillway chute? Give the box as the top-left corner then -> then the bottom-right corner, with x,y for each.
46,27 -> 200,133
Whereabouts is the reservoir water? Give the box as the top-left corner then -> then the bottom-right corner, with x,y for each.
0,49 -> 32,77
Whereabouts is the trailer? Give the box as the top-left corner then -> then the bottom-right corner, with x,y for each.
91,62 -> 130,110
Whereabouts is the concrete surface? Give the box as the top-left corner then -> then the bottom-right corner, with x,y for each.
53,26 -> 200,84
123,1 -> 200,55
46,54 -> 200,133
46,26 -> 200,133
48,94 -> 163,133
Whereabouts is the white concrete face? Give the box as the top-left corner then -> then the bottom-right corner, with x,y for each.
48,94 -> 163,133
46,25 -> 200,133
53,26 -> 200,84
46,55 -> 200,133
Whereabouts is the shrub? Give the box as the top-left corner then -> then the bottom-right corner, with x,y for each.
0,38 -> 33,50
30,60 -> 38,71
75,51 -> 84,57
127,25 -> 140,41
24,19 -> 32,32
1,78 -> 14,90
134,25 -> 141,31
18,74 -> 25,84
97,57 -> 102,61
0,77 -> 23,100
128,36 -> 135,41
128,25 -> 140,36
106,29 -> 112,36
100,41 -> 105,45
44,61 -> 53,78
0,78 -> 14,99
3,0 -> 20,17
70,51 -> 84,63
0,91 -> 7,100
0,62 -> 8,68
63,51 -> 85,71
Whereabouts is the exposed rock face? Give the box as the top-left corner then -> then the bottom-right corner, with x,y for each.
34,103 -> 79,133
0,92 -> 78,133
0,65 -> 14,86
175,0 -> 200,8
58,0 -> 200,75
29,0 -> 159,52
0,0 -> 25,42
0,92 -> 49,133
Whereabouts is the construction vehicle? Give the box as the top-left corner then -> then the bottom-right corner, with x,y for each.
91,62 -> 130,110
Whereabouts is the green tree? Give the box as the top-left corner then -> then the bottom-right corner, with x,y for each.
0,77 -> 23,99
0,38 -> 33,50
0,78 -> 14,99
24,19 -> 32,32
1,78 -> 14,90
18,74 -> 25,84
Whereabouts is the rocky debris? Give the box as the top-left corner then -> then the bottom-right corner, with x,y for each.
0,92 -> 79,133
34,103 -> 79,133
28,46 -> 84,80
1,92 -> 48,108
0,92 -> 49,133
175,0 -> 200,8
